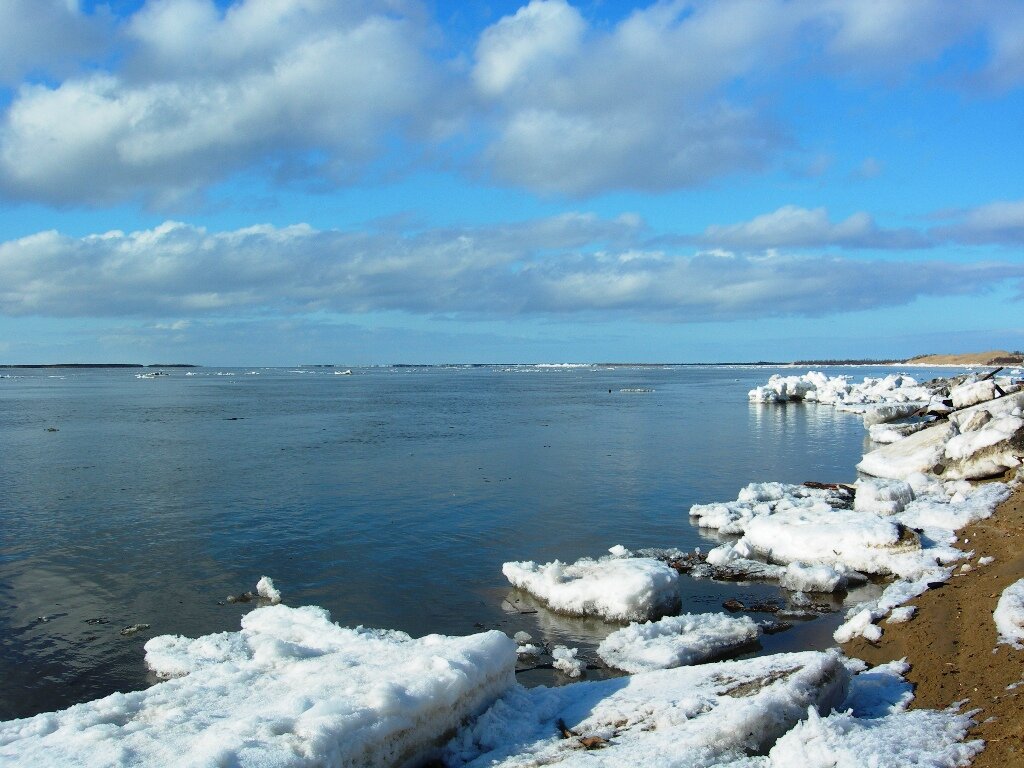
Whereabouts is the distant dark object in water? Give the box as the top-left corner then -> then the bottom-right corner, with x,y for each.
226,591 -> 257,603
120,624 -> 150,636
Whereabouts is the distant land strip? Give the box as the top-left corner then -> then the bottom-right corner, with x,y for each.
0,363 -> 197,369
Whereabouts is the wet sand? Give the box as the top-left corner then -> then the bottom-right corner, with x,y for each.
842,479 -> 1024,766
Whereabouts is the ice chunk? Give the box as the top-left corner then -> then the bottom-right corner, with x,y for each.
502,556 -> 678,622
550,646 -> 585,678
862,392 -> 1024,481
834,608 -> 882,644
444,651 -> 849,766
994,578 -> 1024,649
862,403 -> 922,426
256,575 -> 282,604
950,379 -> 998,409
779,562 -> 847,593
597,613 -> 759,673
868,420 -> 930,444
887,606 -> 917,624
857,421 -> 951,480
0,605 -> 515,767
854,478 -> 914,516
743,509 -> 919,576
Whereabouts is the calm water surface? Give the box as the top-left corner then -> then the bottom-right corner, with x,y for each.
0,364 -> 947,719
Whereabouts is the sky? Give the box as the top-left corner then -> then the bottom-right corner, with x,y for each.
0,0 -> 1022,365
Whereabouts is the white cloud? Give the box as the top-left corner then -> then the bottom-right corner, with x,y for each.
0,0 -> 442,206
473,0 -> 585,95
472,0 -> 795,195
1,0 -> 1023,204
696,205 -> 929,250
1,216 -> 1018,323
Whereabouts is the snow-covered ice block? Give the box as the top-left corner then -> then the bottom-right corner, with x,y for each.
743,508 -> 919,576
597,613 -> 759,673
868,420 -> 930,444
862,392 -> 1024,481
854,478 -> 915,516
857,421 -> 952,480
950,379 -> 998,409
0,605 -> 516,768
779,562 -> 848,593
444,651 -> 849,766
502,556 -> 678,622
994,578 -> 1024,649
690,482 -> 849,537
862,403 -> 922,426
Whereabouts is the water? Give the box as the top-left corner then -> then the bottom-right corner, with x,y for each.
0,364 -> 941,720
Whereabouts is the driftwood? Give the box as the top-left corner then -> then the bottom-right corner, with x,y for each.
803,481 -> 855,493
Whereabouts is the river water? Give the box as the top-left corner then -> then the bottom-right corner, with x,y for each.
0,363 -> 948,719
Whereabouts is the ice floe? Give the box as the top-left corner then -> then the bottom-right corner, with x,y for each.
0,605 -> 515,767
994,578 -> 1024,649
444,651 -> 849,766
501,555 -> 678,623
597,613 -> 759,673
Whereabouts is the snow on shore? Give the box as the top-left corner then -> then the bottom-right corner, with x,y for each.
0,605 -> 515,767
994,578 -> 1024,649
597,613 -> 759,673
501,555 -> 678,622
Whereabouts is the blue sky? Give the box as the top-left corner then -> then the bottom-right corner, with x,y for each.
0,0 -> 1022,365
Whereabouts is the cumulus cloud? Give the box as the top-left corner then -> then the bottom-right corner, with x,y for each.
1,0 -> 1023,204
0,0 -> 109,85
1,216 -> 1019,323
0,0 -> 443,206
472,0 -> 793,195
694,205 -> 929,250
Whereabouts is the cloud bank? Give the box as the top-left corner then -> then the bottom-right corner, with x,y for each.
2,216 -> 1020,323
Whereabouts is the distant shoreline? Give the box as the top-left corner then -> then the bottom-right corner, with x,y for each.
0,363 -> 197,369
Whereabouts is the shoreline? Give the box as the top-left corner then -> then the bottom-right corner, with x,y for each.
842,477 -> 1024,766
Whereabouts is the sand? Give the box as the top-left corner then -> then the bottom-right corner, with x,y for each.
906,350 -> 1023,367
842,478 -> 1024,766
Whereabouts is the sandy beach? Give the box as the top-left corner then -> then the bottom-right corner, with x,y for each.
843,478 -> 1024,766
